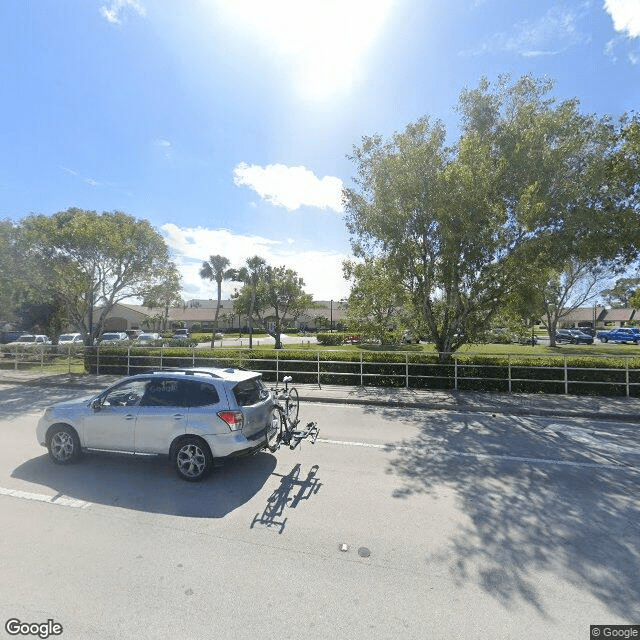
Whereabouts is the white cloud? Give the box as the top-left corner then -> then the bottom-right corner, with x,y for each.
161,223 -> 350,301
155,138 -> 172,159
233,163 -> 344,213
466,6 -> 589,57
604,0 -> 640,38
100,0 -> 146,25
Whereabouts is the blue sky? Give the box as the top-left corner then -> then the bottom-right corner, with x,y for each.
1,0 -> 639,302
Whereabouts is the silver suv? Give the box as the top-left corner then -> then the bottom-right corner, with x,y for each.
36,367 -> 275,481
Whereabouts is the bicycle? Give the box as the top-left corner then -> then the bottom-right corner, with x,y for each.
265,376 -> 318,452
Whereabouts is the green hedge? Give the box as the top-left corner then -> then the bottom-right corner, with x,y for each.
83,347 -> 640,396
316,332 -> 349,346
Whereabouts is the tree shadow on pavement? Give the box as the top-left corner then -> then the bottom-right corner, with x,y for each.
381,409 -> 640,620
0,383 -> 100,420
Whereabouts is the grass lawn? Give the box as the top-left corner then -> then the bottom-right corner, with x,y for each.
256,340 -> 640,358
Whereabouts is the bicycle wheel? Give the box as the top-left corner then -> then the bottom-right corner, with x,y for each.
265,405 -> 285,452
285,387 -> 299,425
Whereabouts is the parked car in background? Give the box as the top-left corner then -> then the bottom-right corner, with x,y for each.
554,329 -> 594,345
0,331 -> 21,344
36,367 -> 275,481
98,332 -> 128,345
173,328 -> 190,340
596,327 -> 640,344
10,334 -> 51,346
136,332 -> 161,344
58,333 -> 83,345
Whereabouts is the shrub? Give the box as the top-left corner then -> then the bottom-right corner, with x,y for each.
316,332 -> 348,346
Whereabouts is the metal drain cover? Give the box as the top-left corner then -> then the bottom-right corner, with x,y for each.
357,547 -> 371,558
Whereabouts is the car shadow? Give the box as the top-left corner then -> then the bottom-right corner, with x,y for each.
11,451 -> 277,518
364,404 -> 640,620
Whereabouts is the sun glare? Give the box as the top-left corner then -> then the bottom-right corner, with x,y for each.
219,0 -> 394,101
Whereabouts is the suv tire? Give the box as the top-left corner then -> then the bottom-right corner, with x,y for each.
171,436 -> 213,482
47,424 -> 81,464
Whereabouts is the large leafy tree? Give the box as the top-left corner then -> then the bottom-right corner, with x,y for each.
343,257 -> 409,344
538,261 -> 608,346
601,277 -> 640,308
0,219 -> 25,324
233,262 -> 312,349
344,75 -> 640,361
21,208 -> 172,344
142,264 -> 183,331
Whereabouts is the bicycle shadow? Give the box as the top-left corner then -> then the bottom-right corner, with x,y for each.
251,463 -> 322,533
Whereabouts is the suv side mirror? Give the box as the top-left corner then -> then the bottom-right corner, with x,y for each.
91,398 -> 103,410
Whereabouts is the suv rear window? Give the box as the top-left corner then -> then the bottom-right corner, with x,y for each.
233,378 -> 266,406
140,379 -> 221,407
182,380 -> 220,407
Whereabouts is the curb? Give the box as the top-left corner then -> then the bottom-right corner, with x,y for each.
297,392 -> 640,423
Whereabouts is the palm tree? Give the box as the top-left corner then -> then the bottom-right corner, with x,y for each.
199,255 -> 233,322
230,256 -> 266,349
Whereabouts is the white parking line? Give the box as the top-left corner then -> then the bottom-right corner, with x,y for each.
0,486 -> 91,509
317,438 -> 636,471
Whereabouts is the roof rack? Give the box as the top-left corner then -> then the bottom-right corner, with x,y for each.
147,368 -> 222,379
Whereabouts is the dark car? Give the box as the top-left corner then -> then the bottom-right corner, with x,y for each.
554,329 -> 594,345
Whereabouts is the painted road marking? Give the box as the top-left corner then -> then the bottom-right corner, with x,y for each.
0,486 -> 91,508
316,438 -> 637,471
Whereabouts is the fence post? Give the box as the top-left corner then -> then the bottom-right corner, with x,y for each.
564,356 -> 568,394
317,352 -> 321,387
405,354 -> 409,388
127,346 -> 130,376
626,358 -> 630,397
97,346 -> 100,375
160,345 -> 163,370
454,356 -> 458,391
360,353 -> 364,387
508,354 -> 512,393
276,352 -> 280,382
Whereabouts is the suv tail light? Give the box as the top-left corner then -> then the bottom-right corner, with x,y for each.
217,411 -> 244,431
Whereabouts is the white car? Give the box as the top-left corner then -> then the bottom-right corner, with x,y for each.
36,367 -> 277,481
58,333 -> 83,345
99,332 -> 128,344
136,332 -> 160,344
11,334 -> 51,346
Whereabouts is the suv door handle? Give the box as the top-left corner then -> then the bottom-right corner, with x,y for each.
172,413 -> 185,420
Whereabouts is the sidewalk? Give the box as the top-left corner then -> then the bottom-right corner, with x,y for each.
2,370 -> 640,422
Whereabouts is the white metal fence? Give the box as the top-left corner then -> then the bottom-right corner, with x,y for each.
2,344 -> 640,397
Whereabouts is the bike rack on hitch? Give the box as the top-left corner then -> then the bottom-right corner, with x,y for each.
287,421 -> 319,451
